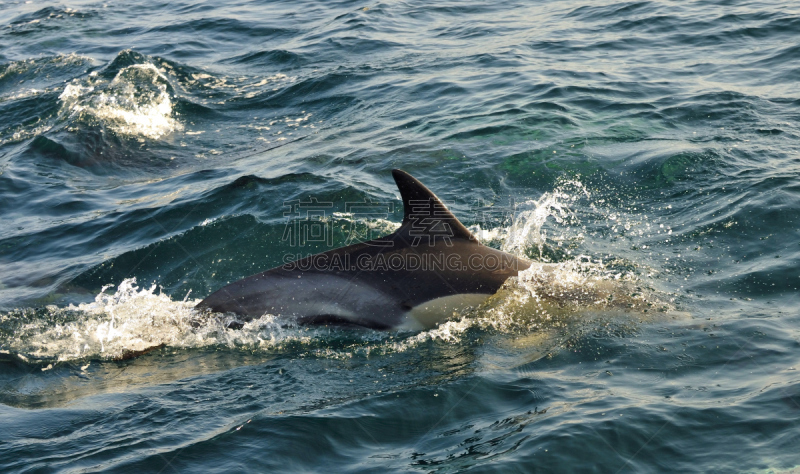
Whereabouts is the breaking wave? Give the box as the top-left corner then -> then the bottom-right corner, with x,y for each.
59,62 -> 181,139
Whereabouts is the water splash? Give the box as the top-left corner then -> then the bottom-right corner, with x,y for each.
59,62 -> 182,139
502,179 -> 591,258
1,280 -> 195,363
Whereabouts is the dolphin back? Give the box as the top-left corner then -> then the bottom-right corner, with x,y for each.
196,169 -> 530,329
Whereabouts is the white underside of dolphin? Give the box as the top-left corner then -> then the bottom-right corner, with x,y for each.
197,169 -> 531,330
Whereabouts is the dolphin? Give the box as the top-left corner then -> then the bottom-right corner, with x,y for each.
196,170 -> 531,330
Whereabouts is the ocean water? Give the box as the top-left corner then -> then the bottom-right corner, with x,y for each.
1,0 -> 799,471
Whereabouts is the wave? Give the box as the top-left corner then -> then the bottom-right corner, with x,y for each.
59,60 -> 181,139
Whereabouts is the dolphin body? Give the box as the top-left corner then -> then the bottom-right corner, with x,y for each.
197,170 -> 531,330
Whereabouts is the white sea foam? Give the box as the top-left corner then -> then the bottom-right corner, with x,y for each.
59,63 -> 182,139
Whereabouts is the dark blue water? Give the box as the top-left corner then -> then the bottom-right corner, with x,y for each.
2,0 -> 800,472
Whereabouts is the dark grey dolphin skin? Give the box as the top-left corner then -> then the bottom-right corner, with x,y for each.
196,170 -> 530,330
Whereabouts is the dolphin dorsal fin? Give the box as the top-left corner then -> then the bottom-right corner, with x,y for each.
391,169 -> 476,242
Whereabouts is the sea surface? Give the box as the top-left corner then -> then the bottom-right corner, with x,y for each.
1,0 -> 799,472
